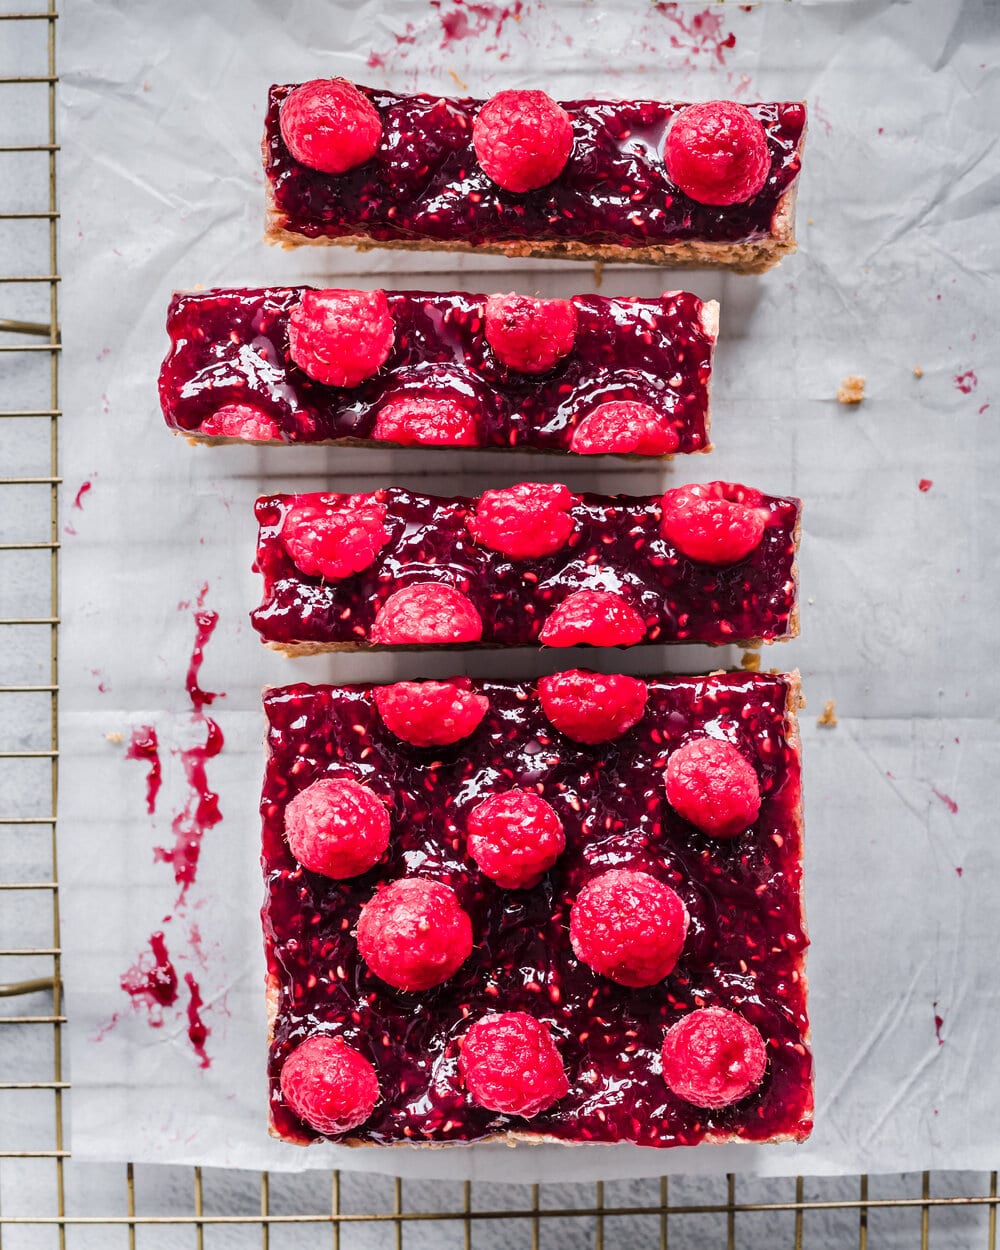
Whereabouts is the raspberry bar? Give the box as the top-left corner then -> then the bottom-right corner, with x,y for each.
264,81 -> 806,273
251,482 -> 800,654
262,671 -> 812,1147
158,286 -> 716,455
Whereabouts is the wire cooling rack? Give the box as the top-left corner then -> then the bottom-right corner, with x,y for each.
1,5 -> 998,1246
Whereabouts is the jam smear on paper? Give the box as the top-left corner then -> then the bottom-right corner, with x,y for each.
184,972 -> 212,1069
125,726 -> 161,815
119,932 -> 178,1024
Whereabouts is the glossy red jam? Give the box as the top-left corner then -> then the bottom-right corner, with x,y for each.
263,84 -> 805,248
251,486 -> 799,651
159,287 -> 714,453
262,673 -> 811,1147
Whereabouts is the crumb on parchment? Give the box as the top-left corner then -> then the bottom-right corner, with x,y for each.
593,261 -> 604,288
913,366 -> 924,378
817,700 -> 838,728
740,650 -> 761,672
837,375 -> 865,405
105,731 -> 124,744
448,68 -> 469,92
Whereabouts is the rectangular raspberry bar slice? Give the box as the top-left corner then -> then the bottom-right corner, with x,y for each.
251,483 -> 800,655
262,671 -> 812,1148
264,83 -> 806,274
159,286 -> 716,455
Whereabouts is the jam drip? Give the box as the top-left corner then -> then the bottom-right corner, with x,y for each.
125,726 -> 161,815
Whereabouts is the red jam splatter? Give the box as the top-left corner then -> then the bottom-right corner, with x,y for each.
433,0 -> 525,48
72,480 -> 92,510
184,972 -> 211,1069
932,788 -> 958,814
933,1005 -> 944,1046
119,932 -> 178,1025
186,610 -> 222,708
125,726 -> 161,814
650,3 -> 736,66
918,479 -> 933,492
955,866 -> 964,878
953,370 -> 978,394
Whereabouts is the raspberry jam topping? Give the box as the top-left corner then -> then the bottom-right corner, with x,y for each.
374,678 -> 489,748
278,79 -> 383,175
263,674 -> 811,1146
282,498 -> 389,581
570,868 -> 689,988
661,1007 -> 767,1108
370,582 -> 483,647
372,395 -> 480,447
571,401 -> 681,456
539,589 -> 646,648
161,288 -> 714,453
466,790 -> 566,890
538,671 -> 648,744
356,877 -> 473,992
200,404 -> 281,442
265,85 -> 805,248
661,482 -> 768,565
252,486 -> 800,651
483,294 -> 578,374
284,777 -> 390,880
279,1034 -> 379,1135
460,1012 -> 569,1117
287,288 -> 394,388
663,102 -> 770,207
665,738 -> 762,838
467,482 -> 577,559
472,90 -> 574,192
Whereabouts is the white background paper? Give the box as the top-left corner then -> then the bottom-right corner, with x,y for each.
56,0 -> 1000,1180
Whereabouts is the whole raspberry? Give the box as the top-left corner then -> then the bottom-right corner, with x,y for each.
374,678 -> 489,748
467,482 -> 577,559
459,1012 -> 569,1117
483,294 -> 578,373
356,877 -> 473,991
539,590 -> 646,648
288,289 -> 394,388
660,482 -> 766,565
279,1034 -> 379,1135
570,868 -> 689,987
279,78 -> 383,175
538,670 -> 648,744
200,404 -> 280,442
284,777 -> 390,879
472,90 -> 574,192
372,394 -> 480,447
570,401 -> 680,456
282,499 -> 389,580
661,1007 -> 767,1108
664,738 -> 761,838
663,102 -> 770,207
466,790 -> 565,889
370,582 -> 483,646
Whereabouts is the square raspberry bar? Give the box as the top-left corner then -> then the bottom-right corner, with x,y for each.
251,483 -> 800,654
158,286 -> 716,455
262,671 -> 812,1148
264,82 -> 806,273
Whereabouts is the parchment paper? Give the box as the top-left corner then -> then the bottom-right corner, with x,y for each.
58,0 -> 1000,1178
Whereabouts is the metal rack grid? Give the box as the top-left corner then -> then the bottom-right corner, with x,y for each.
0,4 -> 997,1245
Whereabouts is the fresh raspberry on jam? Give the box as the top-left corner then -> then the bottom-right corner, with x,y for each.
374,678 -> 489,748
200,404 -> 281,442
467,482 -> 577,559
664,738 -> 762,838
459,1012 -> 569,1117
356,877 -> 473,991
279,79 -> 383,175
282,499 -> 389,580
483,294 -> 578,374
370,582 -> 483,646
372,394 -> 480,447
466,790 -> 565,889
663,101 -> 770,207
660,482 -> 766,565
472,90 -> 574,192
280,1034 -> 379,1135
284,777 -> 390,879
570,868 -> 689,987
288,289 -> 394,388
538,670 -> 648,744
539,590 -> 646,648
661,1007 -> 767,1108
570,401 -> 680,456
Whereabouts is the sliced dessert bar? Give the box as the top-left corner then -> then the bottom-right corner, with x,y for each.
251,482 -> 800,654
159,286 -> 716,455
263,81 -> 806,273
262,671 -> 812,1147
